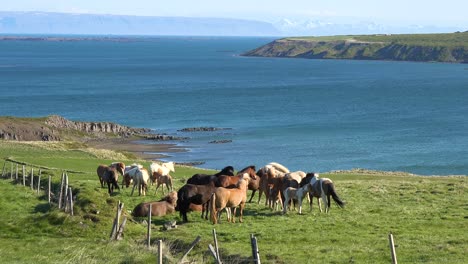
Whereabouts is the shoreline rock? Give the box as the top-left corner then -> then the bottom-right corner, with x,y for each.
178,127 -> 232,132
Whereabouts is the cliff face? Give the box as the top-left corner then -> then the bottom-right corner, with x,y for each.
0,115 -> 148,141
243,36 -> 468,63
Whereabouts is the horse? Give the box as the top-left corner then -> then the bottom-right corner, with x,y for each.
247,167 -> 264,203
153,172 -> 173,195
97,163 -> 123,188
186,165 -> 235,185
300,173 -> 345,213
150,161 -> 175,185
255,162 -> 290,205
177,181 -> 218,222
282,184 -> 309,214
110,162 -> 126,177
132,191 -> 178,217
101,166 -> 120,195
210,173 -> 252,224
215,165 -> 257,188
125,166 -> 150,196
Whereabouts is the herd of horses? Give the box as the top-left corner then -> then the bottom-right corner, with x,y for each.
96,161 -> 345,224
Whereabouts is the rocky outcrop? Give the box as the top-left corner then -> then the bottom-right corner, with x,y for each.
243,33 -> 468,63
178,127 -> 232,132
45,115 -> 149,137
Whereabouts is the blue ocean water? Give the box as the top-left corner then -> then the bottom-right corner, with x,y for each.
0,36 -> 467,175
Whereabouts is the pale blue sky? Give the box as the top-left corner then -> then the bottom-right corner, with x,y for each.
2,0 -> 467,27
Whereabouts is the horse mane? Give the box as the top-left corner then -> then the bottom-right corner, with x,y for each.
237,165 -> 256,174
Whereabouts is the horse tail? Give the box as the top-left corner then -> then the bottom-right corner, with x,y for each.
329,183 -> 345,208
210,193 -> 217,224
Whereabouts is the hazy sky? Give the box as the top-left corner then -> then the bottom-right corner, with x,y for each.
2,0 -> 467,27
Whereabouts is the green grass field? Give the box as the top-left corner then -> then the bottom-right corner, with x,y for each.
0,140 -> 466,263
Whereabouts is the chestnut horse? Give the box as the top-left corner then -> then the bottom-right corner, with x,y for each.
215,165 -> 257,188
186,166 -> 235,185
97,163 -> 124,188
153,172 -> 173,195
210,173 -> 252,224
150,161 -> 175,185
176,181 -> 218,222
132,191 -> 178,217
110,162 -> 126,177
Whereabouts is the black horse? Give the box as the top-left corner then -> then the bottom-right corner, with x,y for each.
186,165 -> 235,185
176,181 -> 217,222
102,167 -> 120,195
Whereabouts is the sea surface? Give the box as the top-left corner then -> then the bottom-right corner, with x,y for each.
1,36 -> 467,175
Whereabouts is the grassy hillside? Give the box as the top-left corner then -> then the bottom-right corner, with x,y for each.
243,32 -> 468,63
0,140 -> 466,263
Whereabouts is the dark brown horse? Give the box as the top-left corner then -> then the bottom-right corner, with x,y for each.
247,167 -> 264,203
132,191 -> 178,217
186,166 -> 235,185
215,165 -> 257,188
176,181 -> 218,222
299,173 -> 345,213
101,166 -> 120,195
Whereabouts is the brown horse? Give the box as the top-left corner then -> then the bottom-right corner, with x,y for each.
215,165 -> 257,188
132,191 -> 178,217
110,162 -> 126,177
153,172 -> 174,195
210,173 -> 252,224
102,167 -> 120,195
176,181 -> 218,222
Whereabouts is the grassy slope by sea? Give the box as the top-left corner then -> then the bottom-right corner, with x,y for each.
0,140 -> 466,263
243,32 -> 468,63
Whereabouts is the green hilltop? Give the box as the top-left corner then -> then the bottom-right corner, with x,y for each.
243,32 -> 468,63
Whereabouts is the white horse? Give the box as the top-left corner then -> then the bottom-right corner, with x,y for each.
125,166 -> 150,196
306,173 -> 345,213
282,184 -> 310,214
150,161 -> 175,184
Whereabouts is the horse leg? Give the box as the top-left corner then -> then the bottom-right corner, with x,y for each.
248,190 -> 256,203
239,203 -> 245,223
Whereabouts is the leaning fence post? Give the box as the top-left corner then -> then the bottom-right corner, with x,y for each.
48,175 -> 52,204
212,229 -> 221,264
147,205 -> 152,248
15,164 -> 18,181
58,172 -> 65,209
116,216 -> 127,240
389,232 -> 398,264
22,165 -> 26,186
10,162 -> 13,180
110,201 -> 123,240
179,236 -> 201,264
251,234 -> 261,264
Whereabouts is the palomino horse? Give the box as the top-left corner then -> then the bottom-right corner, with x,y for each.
100,166 -> 120,195
301,173 -> 345,213
132,191 -> 178,217
125,166 -> 150,196
150,161 -> 175,185
186,166 -> 235,185
282,184 -> 309,214
215,165 -> 257,188
210,173 -> 253,224
176,181 -> 217,222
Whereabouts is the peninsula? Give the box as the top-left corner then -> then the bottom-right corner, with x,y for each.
243,32 -> 468,63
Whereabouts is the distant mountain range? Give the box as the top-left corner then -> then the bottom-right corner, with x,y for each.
0,11 -> 280,36
0,11 -> 465,36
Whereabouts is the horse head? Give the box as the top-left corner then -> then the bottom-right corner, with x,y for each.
163,162 -> 175,173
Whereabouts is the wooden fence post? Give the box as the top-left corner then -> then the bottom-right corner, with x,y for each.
389,232 -> 398,264
251,234 -> 261,264
110,201 -> 123,240
15,164 -> 18,181
22,165 -> 26,186
212,229 -> 221,264
116,216 -> 127,240
157,240 -> 163,264
179,236 -> 201,264
48,175 -> 52,204
68,187 -> 74,216
10,162 -> 13,180
37,172 -> 41,195
1,160 -> 6,177
63,173 -> 69,211
30,167 -> 34,190
147,205 -> 152,248
58,172 -> 65,209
